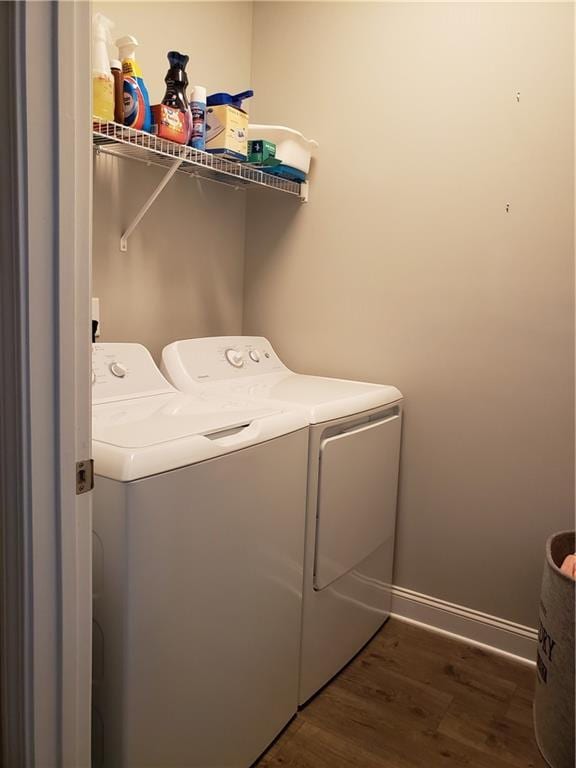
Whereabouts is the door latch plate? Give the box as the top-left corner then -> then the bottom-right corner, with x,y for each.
76,459 -> 94,494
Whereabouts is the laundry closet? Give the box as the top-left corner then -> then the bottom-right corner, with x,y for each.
89,3 -> 574,768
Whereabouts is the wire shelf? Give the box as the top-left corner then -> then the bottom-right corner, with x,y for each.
92,121 -> 304,198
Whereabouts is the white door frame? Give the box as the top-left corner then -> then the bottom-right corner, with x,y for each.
0,1 -> 92,765
57,1 -> 93,765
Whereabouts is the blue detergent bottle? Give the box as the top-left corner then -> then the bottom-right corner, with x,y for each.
116,35 -> 152,132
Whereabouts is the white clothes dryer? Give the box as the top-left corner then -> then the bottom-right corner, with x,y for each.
161,336 -> 403,704
91,343 -> 308,768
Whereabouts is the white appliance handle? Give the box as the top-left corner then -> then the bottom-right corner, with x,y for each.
204,420 -> 261,448
326,410 -> 400,442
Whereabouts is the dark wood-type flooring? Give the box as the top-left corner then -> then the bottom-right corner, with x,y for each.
256,619 -> 545,768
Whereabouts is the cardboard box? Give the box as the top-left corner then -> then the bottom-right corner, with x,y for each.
247,140 -> 277,165
151,104 -> 189,145
205,104 -> 248,161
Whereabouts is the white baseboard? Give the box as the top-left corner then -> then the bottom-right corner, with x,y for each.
390,585 -> 537,665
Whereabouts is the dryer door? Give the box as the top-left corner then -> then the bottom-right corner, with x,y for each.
314,410 -> 401,590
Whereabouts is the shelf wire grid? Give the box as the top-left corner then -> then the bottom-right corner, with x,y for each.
92,121 -> 303,198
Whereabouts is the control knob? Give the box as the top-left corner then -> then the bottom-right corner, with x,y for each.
225,348 -> 244,368
109,361 -> 127,378
249,350 -> 260,363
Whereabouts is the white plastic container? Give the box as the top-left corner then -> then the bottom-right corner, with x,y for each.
248,125 -> 318,174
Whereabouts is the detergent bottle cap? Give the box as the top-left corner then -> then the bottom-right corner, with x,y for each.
116,35 -> 139,61
191,86 -> 206,104
165,51 -> 189,87
110,58 -> 122,70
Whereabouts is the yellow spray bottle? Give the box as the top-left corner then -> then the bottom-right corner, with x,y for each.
92,13 -> 114,122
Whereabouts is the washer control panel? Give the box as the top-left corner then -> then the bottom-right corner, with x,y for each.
163,336 -> 288,383
92,343 -> 174,403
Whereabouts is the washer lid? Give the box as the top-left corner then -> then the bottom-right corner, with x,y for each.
93,392 -> 284,447
93,392 -> 306,482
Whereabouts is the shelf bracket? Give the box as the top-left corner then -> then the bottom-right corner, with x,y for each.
120,159 -> 184,252
299,182 -> 309,203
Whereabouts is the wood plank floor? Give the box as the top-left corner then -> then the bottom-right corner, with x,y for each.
256,619 -> 545,768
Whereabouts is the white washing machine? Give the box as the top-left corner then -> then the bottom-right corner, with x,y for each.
91,343 -> 309,767
161,336 -> 403,704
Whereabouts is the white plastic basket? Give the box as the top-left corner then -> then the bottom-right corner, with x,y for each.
248,124 -> 318,174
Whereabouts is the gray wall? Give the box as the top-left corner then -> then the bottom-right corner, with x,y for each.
92,1 -> 253,361
91,1 -> 574,629
244,2 -> 575,627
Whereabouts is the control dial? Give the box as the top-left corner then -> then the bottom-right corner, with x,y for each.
109,361 -> 127,378
248,350 -> 260,363
225,348 -> 244,368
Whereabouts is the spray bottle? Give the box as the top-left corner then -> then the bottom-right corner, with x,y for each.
116,35 -> 152,132
189,86 -> 206,150
92,13 -> 114,122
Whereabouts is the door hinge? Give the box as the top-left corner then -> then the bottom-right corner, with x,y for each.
76,459 -> 94,494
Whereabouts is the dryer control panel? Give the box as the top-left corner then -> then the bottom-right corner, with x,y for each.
162,336 -> 289,383
92,343 -> 174,403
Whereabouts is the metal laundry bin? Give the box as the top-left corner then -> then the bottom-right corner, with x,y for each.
534,530 -> 575,768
